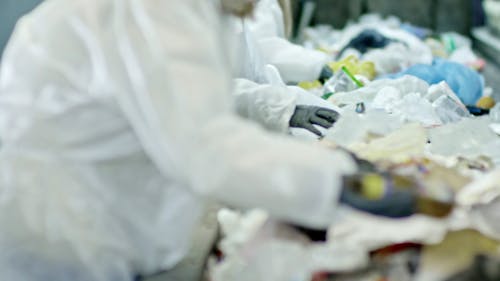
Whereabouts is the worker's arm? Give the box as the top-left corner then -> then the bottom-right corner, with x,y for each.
245,0 -> 331,83
258,37 -> 331,83
232,78 -> 297,133
110,0 -> 357,229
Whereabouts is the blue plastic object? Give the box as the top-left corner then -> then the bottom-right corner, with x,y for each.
389,59 -> 484,105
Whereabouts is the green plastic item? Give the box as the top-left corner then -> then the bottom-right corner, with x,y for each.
322,92 -> 334,100
341,66 -> 364,88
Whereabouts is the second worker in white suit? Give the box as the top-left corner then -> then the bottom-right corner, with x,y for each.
231,0 -> 339,137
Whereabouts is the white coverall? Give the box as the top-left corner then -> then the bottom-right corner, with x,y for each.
0,0 -> 355,280
243,0 -> 330,83
232,0 -> 337,134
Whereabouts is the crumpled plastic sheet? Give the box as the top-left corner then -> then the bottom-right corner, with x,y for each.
329,76 -> 469,127
323,69 -> 361,94
348,123 -> 427,163
211,209 -> 369,281
414,230 -> 500,281
212,172 -> 500,281
456,169 -> 500,240
428,116 -> 500,166
303,14 -> 433,76
490,103 -> 500,123
449,46 -> 481,67
324,109 -> 403,148
363,43 -> 429,76
490,124 -> 500,136
329,75 -> 429,106
389,59 -> 484,106
327,55 -> 376,80
328,206 -> 450,253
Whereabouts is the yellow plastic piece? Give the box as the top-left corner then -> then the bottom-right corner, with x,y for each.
476,96 -> 496,109
361,173 -> 386,200
316,46 -> 332,54
327,55 -> 376,80
298,80 -> 322,90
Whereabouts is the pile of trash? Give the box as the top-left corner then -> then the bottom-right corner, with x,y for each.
209,15 -> 500,281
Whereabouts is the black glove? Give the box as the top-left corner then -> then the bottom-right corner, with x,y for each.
340,173 -> 418,218
289,105 -> 340,137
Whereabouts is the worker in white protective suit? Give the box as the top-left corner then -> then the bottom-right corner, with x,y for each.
0,0 -> 422,280
232,0 -> 339,137
238,0 -> 332,83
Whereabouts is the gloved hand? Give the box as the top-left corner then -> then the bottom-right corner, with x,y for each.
289,105 -> 339,137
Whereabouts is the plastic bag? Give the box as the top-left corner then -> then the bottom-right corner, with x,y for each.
490,103 -> 500,123
327,55 -> 376,80
324,109 -> 403,147
323,68 -> 360,95
211,209 -> 369,281
389,59 -> 484,105
329,75 -> 429,107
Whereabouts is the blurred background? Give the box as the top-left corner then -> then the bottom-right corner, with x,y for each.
0,0 -> 488,53
0,0 -> 490,53
0,0 -> 42,54
291,0 -> 485,36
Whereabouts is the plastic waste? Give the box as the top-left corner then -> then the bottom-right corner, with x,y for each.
456,169 -> 500,240
363,43 -> 419,75
389,59 -> 484,105
428,117 -> 500,163
323,68 -> 360,95
390,92 -> 442,127
490,124 -> 500,136
449,46 -> 485,70
401,23 -> 431,40
441,32 -> 472,54
425,38 -> 448,58
415,231 -> 500,281
212,209 -> 369,281
477,96 -> 497,110
490,103 -> 500,122
297,80 -> 322,91
329,75 -> 429,107
338,29 -> 393,58
444,255 -> 500,281
327,55 -> 376,80
348,123 -> 428,163
433,95 -> 471,124
371,86 -> 402,110
330,76 -> 468,126
328,208 -> 449,254
324,109 -> 403,148
297,80 -> 324,97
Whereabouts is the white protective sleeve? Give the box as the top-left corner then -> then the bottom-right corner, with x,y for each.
0,1 -> 357,280
245,0 -> 331,83
233,78 -> 297,133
